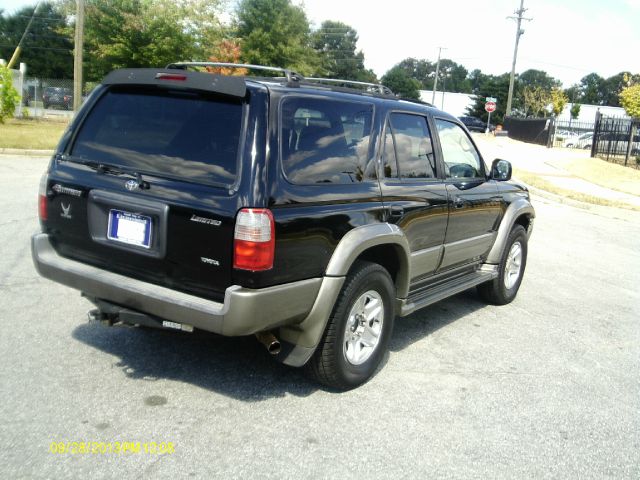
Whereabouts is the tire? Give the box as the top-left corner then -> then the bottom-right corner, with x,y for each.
478,225 -> 528,305
306,261 -> 395,390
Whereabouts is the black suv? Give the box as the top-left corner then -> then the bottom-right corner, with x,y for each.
32,63 -> 534,390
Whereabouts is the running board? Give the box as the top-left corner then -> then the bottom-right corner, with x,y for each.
399,266 -> 498,317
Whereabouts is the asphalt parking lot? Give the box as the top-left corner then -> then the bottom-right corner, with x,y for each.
1,155 -> 639,479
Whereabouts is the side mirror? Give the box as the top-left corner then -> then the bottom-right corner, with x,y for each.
490,158 -> 512,181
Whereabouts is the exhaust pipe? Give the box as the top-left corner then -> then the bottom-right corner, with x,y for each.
255,331 -> 281,355
87,308 -> 116,326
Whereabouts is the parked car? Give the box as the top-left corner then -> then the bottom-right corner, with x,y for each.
564,132 -> 593,149
459,115 -> 495,133
43,87 -> 73,110
32,64 -> 534,390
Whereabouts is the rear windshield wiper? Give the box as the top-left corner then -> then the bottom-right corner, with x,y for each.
57,154 -> 149,189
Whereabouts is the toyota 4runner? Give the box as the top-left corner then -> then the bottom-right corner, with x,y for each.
32,63 -> 534,390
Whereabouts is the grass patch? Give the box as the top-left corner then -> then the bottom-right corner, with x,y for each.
513,168 -> 640,211
546,156 -> 640,196
0,118 -> 69,150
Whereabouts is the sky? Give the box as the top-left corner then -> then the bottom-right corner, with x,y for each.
1,0 -> 639,87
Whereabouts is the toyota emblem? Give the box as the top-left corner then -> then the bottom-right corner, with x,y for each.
124,180 -> 139,191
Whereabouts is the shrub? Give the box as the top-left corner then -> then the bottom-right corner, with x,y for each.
0,65 -> 20,123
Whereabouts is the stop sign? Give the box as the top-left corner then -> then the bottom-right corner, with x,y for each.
485,101 -> 496,113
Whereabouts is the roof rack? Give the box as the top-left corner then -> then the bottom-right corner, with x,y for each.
165,62 -> 304,84
165,62 -> 395,97
304,77 -> 393,95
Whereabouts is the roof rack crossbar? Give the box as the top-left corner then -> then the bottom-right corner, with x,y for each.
165,62 -> 303,83
304,77 -> 393,95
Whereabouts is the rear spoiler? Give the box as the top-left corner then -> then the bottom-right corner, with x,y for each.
101,69 -> 247,98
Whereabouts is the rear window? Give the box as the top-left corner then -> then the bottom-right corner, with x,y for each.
71,87 -> 244,185
280,97 -> 374,184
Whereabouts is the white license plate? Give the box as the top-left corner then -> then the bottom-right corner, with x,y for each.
107,210 -> 152,248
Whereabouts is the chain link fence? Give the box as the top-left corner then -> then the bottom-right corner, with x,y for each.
21,78 -> 74,118
15,77 -> 97,119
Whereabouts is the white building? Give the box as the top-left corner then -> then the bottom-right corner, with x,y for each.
419,90 -> 475,118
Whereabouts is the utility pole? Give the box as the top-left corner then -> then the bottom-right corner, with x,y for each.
73,0 -> 85,112
431,47 -> 446,105
7,1 -> 42,69
505,0 -> 531,117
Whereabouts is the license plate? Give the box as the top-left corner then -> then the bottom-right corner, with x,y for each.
107,210 -> 152,248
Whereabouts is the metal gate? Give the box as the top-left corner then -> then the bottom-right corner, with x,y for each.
592,111 -> 640,168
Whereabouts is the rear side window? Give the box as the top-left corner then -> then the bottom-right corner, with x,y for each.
71,87 -> 244,185
281,97 -> 374,184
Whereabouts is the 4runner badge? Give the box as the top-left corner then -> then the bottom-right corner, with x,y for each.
60,203 -> 72,219
190,214 -> 221,226
52,184 -> 82,197
124,180 -> 139,191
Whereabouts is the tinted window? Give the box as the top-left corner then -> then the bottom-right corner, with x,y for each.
281,97 -> 373,184
435,119 -> 483,179
387,113 -> 435,179
72,87 -> 243,185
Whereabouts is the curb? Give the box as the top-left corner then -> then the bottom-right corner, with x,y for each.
524,183 -> 640,221
0,148 -> 54,156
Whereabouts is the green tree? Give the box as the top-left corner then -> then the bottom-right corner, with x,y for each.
395,58 -> 433,89
515,69 -> 561,116
77,0 -> 225,81
0,64 -> 20,123
522,85 -> 551,117
570,103 -> 581,120
311,20 -> 375,81
433,59 -> 471,93
564,84 -> 581,104
517,69 -> 560,91
620,84 -> 640,118
236,0 -> 319,75
381,66 -> 420,100
550,87 -> 568,116
0,3 -> 73,78
579,73 -> 606,105
468,69 -> 489,94
466,73 -> 511,124
394,57 -> 471,93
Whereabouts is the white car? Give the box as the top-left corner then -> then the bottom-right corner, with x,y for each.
564,132 -> 592,149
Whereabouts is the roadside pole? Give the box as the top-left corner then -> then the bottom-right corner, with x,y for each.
485,97 -> 497,134
73,0 -> 85,112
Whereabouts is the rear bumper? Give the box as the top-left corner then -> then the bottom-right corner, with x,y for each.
31,233 -> 322,336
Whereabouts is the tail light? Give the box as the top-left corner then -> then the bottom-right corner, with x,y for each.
233,208 -> 275,271
38,173 -> 48,221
